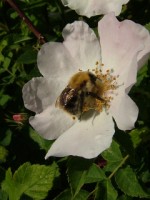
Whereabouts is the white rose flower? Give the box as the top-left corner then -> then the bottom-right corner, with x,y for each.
61,0 -> 129,17
22,13 -> 150,159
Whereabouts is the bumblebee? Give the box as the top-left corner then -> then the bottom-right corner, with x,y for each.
55,71 -> 105,119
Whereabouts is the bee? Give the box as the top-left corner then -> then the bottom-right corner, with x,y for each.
55,71 -> 104,119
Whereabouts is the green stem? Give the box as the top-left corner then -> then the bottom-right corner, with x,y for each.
108,154 -> 129,179
5,0 -> 46,44
87,155 -> 129,199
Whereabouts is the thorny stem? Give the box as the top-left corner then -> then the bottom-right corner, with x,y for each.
5,0 -> 46,44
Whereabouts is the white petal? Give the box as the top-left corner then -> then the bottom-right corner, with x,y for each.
45,111 -> 114,159
110,88 -> 139,131
22,77 -> 66,114
61,0 -> 129,17
63,21 -> 101,70
137,29 -> 150,70
30,106 -> 76,140
98,13 -> 150,89
37,42 -> 77,79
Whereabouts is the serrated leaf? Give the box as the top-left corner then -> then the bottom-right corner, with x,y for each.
0,146 -> 8,163
67,157 -> 106,198
54,189 -> 89,200
1,169 -> 16,200
85,163 -> 106,183
67,165 -> 87,197
102,140 -> 123,172
2,162 -> 59,200
67,157 -> 92,197
115,166 -> 150,198
95,179 -> 118,200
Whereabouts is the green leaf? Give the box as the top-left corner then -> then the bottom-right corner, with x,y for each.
0,94 -> 11,106
1,168 -> 16,200
85,163 -> 106,184
67,157 -> 91,197
136,63 -> 148,86
0,40 -> 8,51
117,195 -> 132,200
67,157 -> 106,198
0,166 -> 6,183
95,179 -> 118,200
17,49 -> 37,64
0,190 -> 8,200
2,162 -> 59,200
73,190 -> 89,200
54,189 -> 72,200
54,189 -> 89,200
0,129 -> 12,147
0,145 -> 8,163
145,23 -> 150,31
13,35 -> 32,43
29,128 -> 53,152
115,166 -> 150,198
3,52 -> 13,69
129,127 -> 150,148
141,170 -> 150,186
102,140 -> 123,172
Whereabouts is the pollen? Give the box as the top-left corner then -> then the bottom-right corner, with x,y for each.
86,65 -> 119,114
56,64 -> 119,119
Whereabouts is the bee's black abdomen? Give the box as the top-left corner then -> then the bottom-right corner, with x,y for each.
59,87 -> 82,116
59,87 -> 72,106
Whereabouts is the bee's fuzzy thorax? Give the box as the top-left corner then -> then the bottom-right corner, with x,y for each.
56,64 -> 119,119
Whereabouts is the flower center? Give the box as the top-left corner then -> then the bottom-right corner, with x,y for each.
56,62 -> 119,119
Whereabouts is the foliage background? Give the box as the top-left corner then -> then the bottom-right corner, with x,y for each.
0,0 -> 150,199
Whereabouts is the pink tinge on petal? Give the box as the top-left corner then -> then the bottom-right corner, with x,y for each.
137,29 -> 150,70
98,13 -> 150,89
61,0 -> 129,17
63,21 -> 101,70
37,42 -> 77,80
45,111 -> 114,159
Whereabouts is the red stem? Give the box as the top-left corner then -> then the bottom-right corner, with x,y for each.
5,0 -> 46,44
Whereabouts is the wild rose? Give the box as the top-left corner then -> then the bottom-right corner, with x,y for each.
61,0 -> 129,17
22,13 -> 150,159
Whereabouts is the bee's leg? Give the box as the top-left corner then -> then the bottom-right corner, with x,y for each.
86,92 -> 104,102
